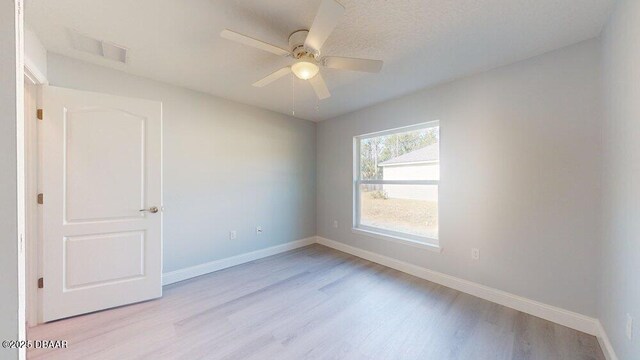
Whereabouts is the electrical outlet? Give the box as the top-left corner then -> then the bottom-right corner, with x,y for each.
471,248 -> 480,260
627,314 -> 633,340
333,220 -> 339,228
229,230 -> 237,240
256,226 -> 263,235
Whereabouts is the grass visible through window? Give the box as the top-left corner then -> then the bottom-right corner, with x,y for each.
360,188 -> 438,239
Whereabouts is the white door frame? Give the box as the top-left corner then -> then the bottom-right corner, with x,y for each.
23,66 -> 166,326
24,59 -> 47,327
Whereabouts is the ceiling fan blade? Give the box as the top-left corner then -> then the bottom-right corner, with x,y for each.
252,67 -> 292,87
304,0 -> 345,52
221,29 -> 290,57
323,56 -> 383,73
309,73 -> 331,100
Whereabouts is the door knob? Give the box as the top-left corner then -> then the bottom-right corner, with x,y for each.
139,206 -> 159,214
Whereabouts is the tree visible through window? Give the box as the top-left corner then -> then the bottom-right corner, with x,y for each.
354,122 -> 440,244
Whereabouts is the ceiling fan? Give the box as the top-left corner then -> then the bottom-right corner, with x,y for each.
220,0 -> 383,100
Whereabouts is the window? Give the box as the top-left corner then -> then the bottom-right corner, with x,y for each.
353,121 -> 440,247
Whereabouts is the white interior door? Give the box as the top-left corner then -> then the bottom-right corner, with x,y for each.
41,85 -> 163,322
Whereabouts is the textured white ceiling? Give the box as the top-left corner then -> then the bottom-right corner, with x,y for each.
26,0 -> 614,121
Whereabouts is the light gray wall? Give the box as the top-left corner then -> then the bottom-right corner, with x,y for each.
600,0 -> 640,358
0,0 -> 19,358
24,26 -> 47,80
47,53 -> 316,273
317,39 -> 602,316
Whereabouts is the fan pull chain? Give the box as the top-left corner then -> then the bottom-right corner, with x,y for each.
291,74 -> 295,116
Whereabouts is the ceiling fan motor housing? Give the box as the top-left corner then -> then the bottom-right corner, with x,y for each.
289,30 -> 317,59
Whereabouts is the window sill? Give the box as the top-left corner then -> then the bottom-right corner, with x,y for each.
351,227 -> 443,253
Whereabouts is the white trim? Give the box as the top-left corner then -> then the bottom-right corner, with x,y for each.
596,320 -> 619,360
358,179 -> 439,185
23,26 -> 47,328
162,237 -> 316,285
315,236 -> 599,336
379,160 -> 439,167
24,64 -> 47,86
23,83 -> 39,327
351,227 -> 441,252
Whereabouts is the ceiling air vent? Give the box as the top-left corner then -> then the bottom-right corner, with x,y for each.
68,29 -> 128,64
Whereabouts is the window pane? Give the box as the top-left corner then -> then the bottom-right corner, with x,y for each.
359,184 -> 438,239
360,126 -> 439,181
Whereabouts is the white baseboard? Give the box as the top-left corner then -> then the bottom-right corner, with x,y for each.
596,320 -> 619,360
316,236 -> 599,336
161,234 -> 610,351
162,237 -> 316,285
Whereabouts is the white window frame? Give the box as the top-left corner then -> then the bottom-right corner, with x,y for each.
352,121 -> 441,252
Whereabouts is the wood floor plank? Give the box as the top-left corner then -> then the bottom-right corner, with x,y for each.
28,244 -> 605,360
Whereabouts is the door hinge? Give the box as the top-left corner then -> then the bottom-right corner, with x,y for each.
37,193 -> 43,204
37,109 -> 43,120
38,277 -> 44,289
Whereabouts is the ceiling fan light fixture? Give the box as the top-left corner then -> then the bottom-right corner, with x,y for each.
291,61 -> 319,80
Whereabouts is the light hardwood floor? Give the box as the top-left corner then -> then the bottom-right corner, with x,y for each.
28,244 -> 605,360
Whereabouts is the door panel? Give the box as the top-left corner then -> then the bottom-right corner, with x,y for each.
41,85 -> 162,322
65,108 -> 146,222
64,231 -> 145,289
